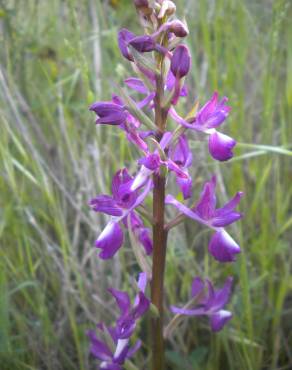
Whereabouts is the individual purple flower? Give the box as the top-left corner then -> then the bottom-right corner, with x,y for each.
169,92 -> 236,161
88,273 -> 149,368
89,102 -> 127,126
165,176 -> 243,262
90,169 -> 152,259
170,276 -> 233,332
88,324 -> 141,369
109,272 -> 150,339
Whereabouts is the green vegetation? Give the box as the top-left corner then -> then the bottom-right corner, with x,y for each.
0,0 -> 291,369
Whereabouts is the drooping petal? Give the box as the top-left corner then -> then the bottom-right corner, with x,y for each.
209,310 -> 232,332
89,195 -> 123,216
208,131 -> 236,161
95,221 -> 124,259
108,289 -> 131,316
208,230 -> 240,262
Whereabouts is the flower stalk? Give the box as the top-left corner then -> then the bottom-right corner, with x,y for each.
87,1 -> 243,369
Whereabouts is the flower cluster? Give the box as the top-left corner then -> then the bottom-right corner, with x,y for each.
88,0 -> 243,368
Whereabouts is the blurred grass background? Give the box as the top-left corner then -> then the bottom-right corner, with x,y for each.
0,0 -> 292,369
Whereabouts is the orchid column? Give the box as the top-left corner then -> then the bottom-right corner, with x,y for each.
88,1 -> 242,370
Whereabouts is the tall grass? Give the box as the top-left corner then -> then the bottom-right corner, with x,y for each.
0,0 -> 291,369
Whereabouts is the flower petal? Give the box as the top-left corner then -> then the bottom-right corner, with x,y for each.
208,131 -> 236,161
209,310 -> 232,332
208,230 -> 241,262
191,277 -> 205,298
138,227 -> 153,255
195,177 -> 217,220
118,28 -> 135,61
176,174 -> 192,200
132,292 -> 150,319
108,289 -> 131,316
87,330 -> 113,361
95,221 -> 124,259
124,77 -> 149,94
206,277 -> 233,312
89,195 -> 123,216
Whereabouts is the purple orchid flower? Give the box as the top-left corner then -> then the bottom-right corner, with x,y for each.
88,324 -> 141,370
109,272 -> 150,339
169,92 -> 236,161
170,276 -> 233,332
165,176 -> 243,262
89,169 -> 152,259
87,273 -> 149,368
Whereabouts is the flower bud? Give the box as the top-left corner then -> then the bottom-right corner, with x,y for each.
89,102 -> 127,126
158,0 -> 176,18
118,28 -> 135,61
170,45 -> 191,78
134,0 -> 153,16
129,35 -> 156,53
168,20 -> 189,37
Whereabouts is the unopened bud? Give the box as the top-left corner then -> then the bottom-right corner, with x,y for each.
168,20 -> 189,37
134,0 -> 153,16
158,0 -> 176,18
171,45 -> 191,78
129,35 -> 156,53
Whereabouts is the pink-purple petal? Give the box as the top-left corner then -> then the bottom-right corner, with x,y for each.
210,310 -> 233,332
95,221 -> 124,259
208,131 -> 236,161
208,230 -> 241,262
89,195 -> 123,216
